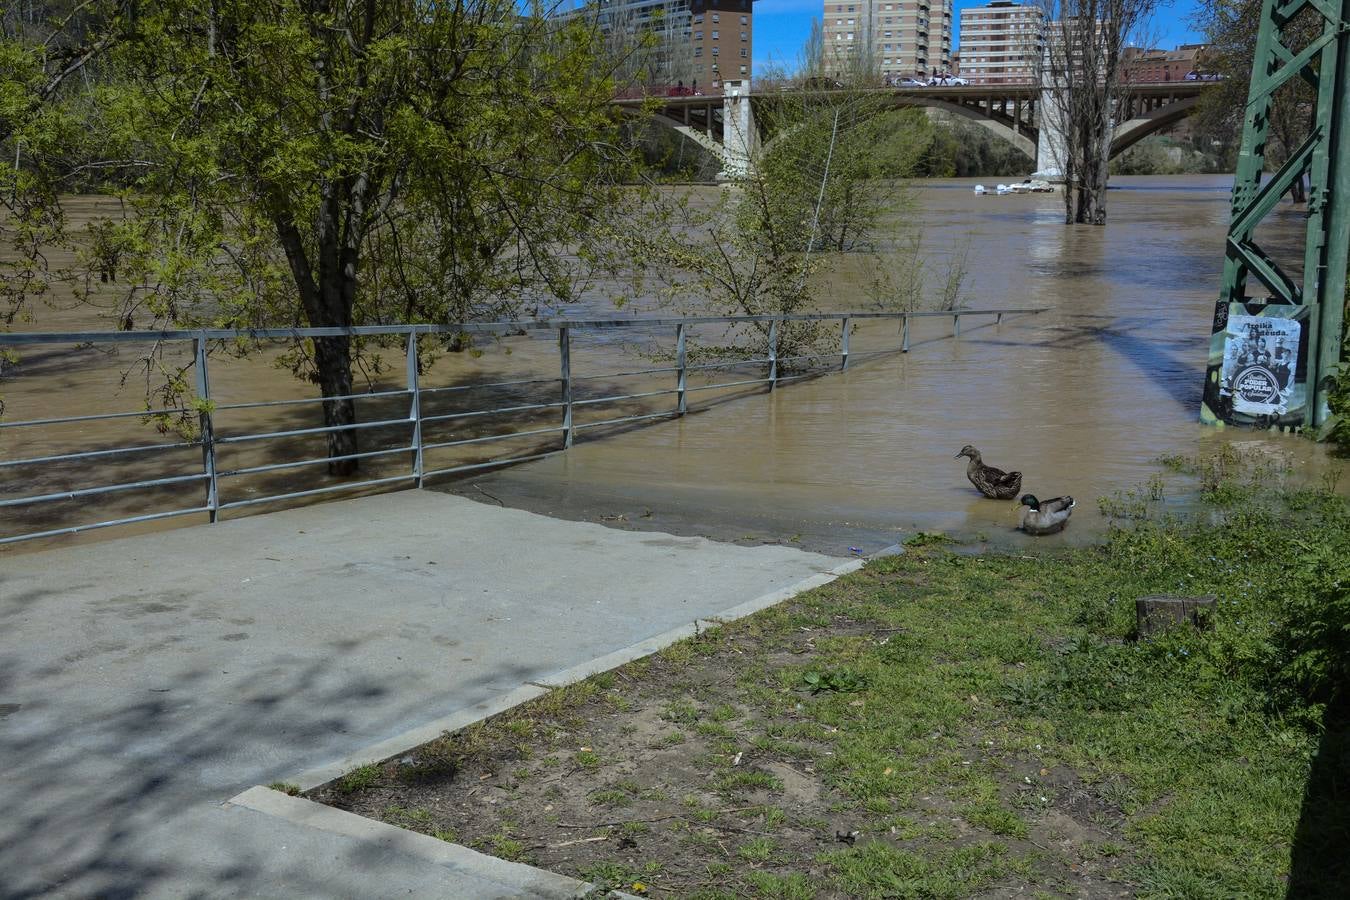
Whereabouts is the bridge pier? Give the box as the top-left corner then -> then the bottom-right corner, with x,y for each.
1034,82 -> 1069,181
718,80 -> 758,181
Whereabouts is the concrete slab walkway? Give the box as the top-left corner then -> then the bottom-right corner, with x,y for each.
0,491 -> 842,898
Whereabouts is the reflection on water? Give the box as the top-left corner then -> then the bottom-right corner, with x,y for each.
3,176 -> 1346,554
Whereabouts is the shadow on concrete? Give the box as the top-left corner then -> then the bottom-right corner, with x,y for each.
0,596 -> 536,897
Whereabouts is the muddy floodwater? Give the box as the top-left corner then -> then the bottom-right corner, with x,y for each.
450,175 -> 1348,553
2,177 -> 1347,555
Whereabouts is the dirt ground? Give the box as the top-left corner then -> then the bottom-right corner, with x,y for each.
308,553 -> 1144,899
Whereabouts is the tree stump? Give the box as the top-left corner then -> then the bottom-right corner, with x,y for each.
1135,594 -> 1216,640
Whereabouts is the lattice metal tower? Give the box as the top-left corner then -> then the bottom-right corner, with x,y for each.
1201,0 -> 1350,432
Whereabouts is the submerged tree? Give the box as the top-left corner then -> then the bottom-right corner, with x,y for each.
617,85 -> 926,363
1038,0 -> 1159,224
52,0 -> 638,472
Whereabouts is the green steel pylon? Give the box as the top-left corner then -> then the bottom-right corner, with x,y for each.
1201,0 -> 1350,433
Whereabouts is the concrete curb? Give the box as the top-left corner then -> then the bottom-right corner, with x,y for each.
228,786 -> 622,898
230,555 -> 866,897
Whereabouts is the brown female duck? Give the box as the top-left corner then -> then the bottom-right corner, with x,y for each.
955,445 -> 1022,500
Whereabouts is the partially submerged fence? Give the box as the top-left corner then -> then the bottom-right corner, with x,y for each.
0,308 -> 1044,546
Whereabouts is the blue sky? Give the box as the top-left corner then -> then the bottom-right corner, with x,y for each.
751,0 -> 1206,74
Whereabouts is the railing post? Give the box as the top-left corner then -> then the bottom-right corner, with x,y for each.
559,326 -> 573,449
675,323 -> 688,415
406,331 -> 423,488
840,317 -> 851,370
767,319 -> 778,391
954,313 -> 961,338
902,315 -> 910,353
996,312 -> 1003,326
193,335 -> 219,524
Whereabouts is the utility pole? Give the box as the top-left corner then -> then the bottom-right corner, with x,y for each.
1201,0 -> 1349,434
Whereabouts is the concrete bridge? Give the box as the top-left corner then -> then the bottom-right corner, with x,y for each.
613,80 -> 1213,179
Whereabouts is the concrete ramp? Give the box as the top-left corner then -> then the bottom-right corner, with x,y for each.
0,491 -> 842,898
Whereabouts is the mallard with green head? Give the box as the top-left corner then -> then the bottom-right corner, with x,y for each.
1019,494 -> 1075,535
955,445 -> 1022,500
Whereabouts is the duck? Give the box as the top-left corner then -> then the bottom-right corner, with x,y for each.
955,445 -> 1022,500
1019,494 -> 1075,535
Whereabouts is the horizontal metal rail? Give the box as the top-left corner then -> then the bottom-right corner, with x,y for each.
218,445 -> 415,478
0,308 -> 1046,345
0,472 -> 207,508
421,401 -> 563,424
217,474 -> 417,510
0,406 -> 193,430
421,425 -> 564,451
0,505 -> 211,546
0,439 -> 200,469
422,450 -> 562,479
212,388 -> 411,412
214,416 -> 411,445
0,307 -> 1046,546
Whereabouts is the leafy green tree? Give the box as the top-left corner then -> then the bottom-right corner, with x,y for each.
69,0 -> 636,472
618,88 -> 926,364
1192,0 -> 1315,200
2,2 -> 133,327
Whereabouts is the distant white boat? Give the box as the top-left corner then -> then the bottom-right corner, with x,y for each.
973,184 -> 987,195
995,184 -> 1012,195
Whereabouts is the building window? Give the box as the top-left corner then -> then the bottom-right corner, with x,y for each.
740,15 -> 748,24
847,32 -> 854,40
741,31 -> 747,40
694,14 -> 702,23
695,47 -> 702,57
740,47 -> 747,57
712,46 -> 719,55
836,18 -> 842,24
711,30 -> 718,39
694,31 -> 702,40
847,18 -> 854,25
712,13 -> 719,22
740,65 -> 748,74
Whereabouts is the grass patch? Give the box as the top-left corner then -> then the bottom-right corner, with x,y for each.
334,764 -> 381,795
311,452 -> 1348,899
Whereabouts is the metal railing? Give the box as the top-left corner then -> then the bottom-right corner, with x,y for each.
0,308 -> 1045,546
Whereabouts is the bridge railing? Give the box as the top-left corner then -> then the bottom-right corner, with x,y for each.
0,308 -> 1045,547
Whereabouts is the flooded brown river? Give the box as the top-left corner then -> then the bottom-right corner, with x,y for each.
3,177 -> 1346,555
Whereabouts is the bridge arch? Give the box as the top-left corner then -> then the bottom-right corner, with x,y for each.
903,98 -> 1037,162
617,107 -> 728,167
754,97 -> 1035,166
1109,94 -> 1203,158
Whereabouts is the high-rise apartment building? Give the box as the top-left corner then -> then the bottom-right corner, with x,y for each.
562,0 -> 755,88
692,0 -> 756,85
956,1 -> 1044,85
822,0 -> 954,81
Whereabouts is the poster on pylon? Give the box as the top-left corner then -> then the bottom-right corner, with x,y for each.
1201,301 -> 1310,430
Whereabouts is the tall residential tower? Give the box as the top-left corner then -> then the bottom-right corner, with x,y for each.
956,1 -> 1044,85
822,0 -> 954,81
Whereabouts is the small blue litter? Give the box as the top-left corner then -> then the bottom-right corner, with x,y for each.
849,546 -> 862,554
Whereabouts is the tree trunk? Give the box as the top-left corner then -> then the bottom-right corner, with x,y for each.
312,334 -> 359,476
1290,175 -> 1307,204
